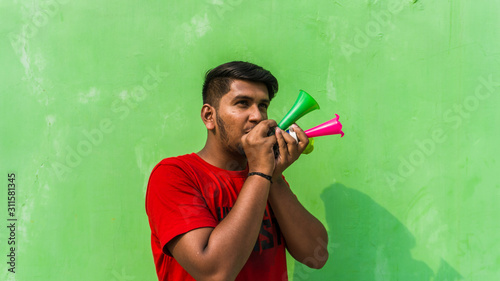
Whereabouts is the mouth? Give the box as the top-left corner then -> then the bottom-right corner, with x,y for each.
244,127 -> 255,134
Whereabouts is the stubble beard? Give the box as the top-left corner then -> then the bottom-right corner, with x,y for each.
215,113 -> 246,157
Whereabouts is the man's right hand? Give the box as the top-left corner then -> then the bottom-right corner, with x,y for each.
241,119 -> 278,176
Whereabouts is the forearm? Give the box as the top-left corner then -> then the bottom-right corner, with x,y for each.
268,177 -> 329,268
198,175 -> 271,280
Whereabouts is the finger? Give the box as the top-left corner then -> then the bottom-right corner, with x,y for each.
251,120 -> 278,138
275,127 -> 290,159
266,119 -> 278,128
291,124 -> 309,152
282,127 -> 299,155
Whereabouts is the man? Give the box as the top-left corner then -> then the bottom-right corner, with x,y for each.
145,61 -> 328,281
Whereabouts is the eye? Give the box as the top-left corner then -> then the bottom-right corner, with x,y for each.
236,100 -> 249,107
259,103 -> 269,109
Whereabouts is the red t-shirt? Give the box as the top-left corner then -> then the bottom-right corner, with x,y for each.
145,153 -> 288,281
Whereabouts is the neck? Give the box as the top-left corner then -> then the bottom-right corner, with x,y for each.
197,137 -> 247,171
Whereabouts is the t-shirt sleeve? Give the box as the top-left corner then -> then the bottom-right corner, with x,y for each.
146,163 -> 218,255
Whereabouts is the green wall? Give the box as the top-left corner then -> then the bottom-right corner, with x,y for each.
1,0 -> 499,280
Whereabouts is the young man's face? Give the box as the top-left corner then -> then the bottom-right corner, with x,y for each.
214,79 -> 270,156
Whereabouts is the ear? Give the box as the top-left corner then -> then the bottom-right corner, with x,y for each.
201,104 -> 215,130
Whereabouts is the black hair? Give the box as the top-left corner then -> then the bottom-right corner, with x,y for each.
202,61 -> 278,108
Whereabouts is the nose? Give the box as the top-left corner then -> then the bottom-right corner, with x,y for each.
248,104 -> 265,123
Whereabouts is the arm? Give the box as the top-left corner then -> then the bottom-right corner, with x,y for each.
168,175 -> 271,281
166,120 -> 278,281
268,177 -> 329,268
269,125 -> 329,269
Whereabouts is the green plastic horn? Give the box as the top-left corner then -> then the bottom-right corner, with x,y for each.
277,90 -> 320,130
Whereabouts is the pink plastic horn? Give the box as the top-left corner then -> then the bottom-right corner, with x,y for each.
305,114 -> 344,138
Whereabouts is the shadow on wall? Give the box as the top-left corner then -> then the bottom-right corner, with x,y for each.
292,183 -> 462,281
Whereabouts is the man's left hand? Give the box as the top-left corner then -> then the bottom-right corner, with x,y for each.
272,123 -> 309,180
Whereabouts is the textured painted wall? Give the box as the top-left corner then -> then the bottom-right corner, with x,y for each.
1,0 -> 499,280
